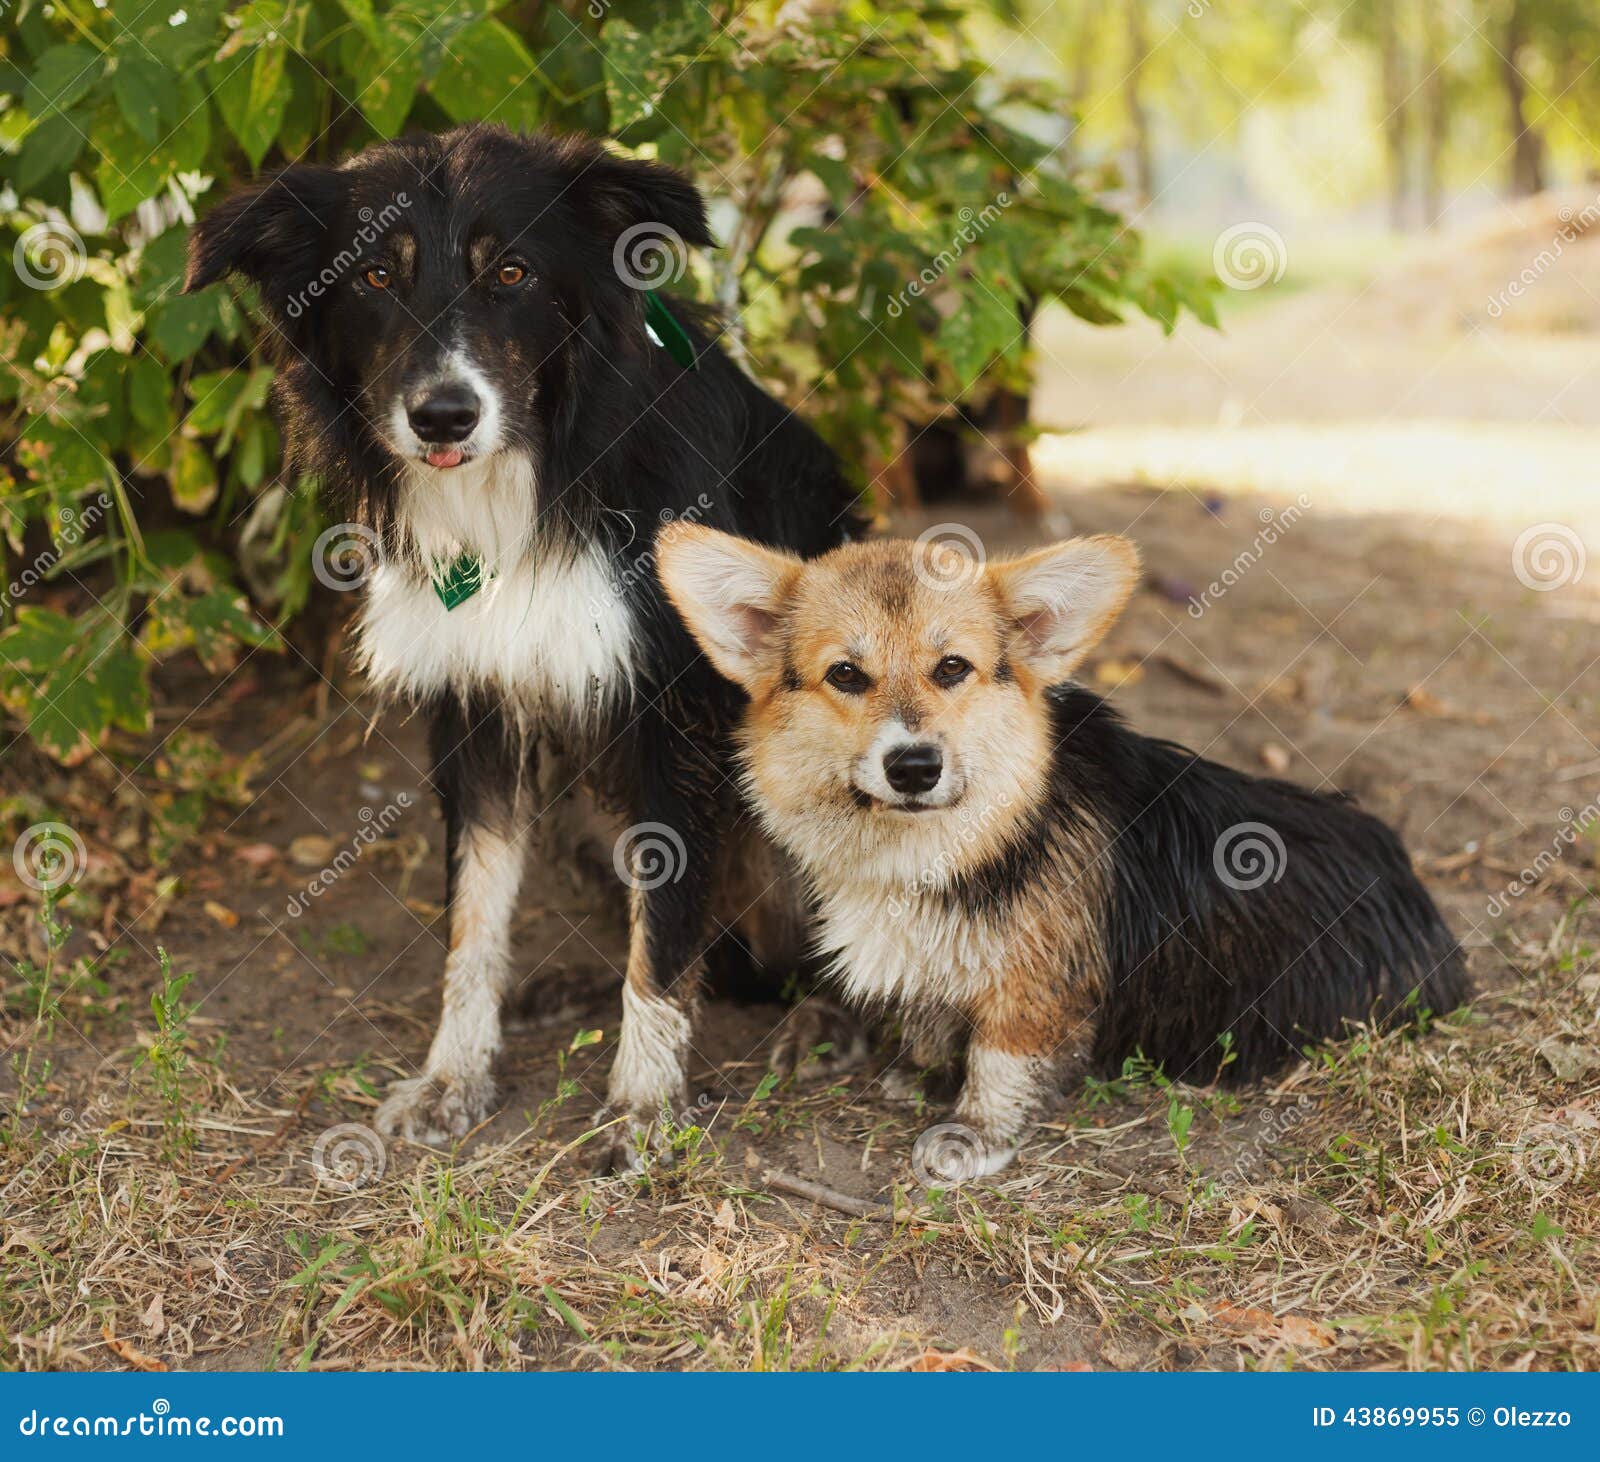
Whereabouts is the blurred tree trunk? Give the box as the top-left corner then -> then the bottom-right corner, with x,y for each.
1378,4 -> 1411,229
1502,0 -> 1547,196
1123,0 -> 1153,207
1419,0 -> 1448,228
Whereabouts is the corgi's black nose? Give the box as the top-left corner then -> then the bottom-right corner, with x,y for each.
408,386 -> 479,444
884,743 -> 942,795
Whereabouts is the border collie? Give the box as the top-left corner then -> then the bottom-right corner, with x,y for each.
186,126 -> 858,1168
656,525 -> 1468,1179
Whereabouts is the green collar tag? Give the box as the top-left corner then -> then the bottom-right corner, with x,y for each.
644,290 -> 698,370
432,553 -> 487,611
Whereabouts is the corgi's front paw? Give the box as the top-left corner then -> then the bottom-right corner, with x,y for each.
911,1120 -> 1020,1186
376,1069 -> 496,1146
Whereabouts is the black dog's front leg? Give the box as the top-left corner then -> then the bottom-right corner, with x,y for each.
599,701 -> 727,1172
377,693 -> 528,1145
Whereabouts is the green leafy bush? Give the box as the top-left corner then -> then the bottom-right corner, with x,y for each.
0,0 -> 1212,762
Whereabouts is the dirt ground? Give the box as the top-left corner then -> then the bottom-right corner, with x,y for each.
4,457 -> 1599,1369
6,202 -> 1600,1369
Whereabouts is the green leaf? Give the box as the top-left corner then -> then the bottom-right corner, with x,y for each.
16,418 -> 111,498
127,0 -> 230,69
25,46 -> 103,118
429,20 -> 541,130
148,292 -> 224,362
936,286 -> 1021,392
77,351 -> 130,451
169,74 -> 214,174
91,105 -> 168,222
337,0 -> 381,45
211,3 -> 298,168
169,437 -> 218,515
15,110 -> 88,193
113,54 -> 171,143
128,354 -> 175,436
233,416 -> 275,490
152,587 -> 280,671
185,365 -> 273,450
134,228 -> 191,311
355,28 -> 424,137
0,609 -> 150,762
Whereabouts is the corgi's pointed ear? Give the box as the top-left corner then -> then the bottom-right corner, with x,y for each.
656,524 -> 799,689
990,535 -> 1141,683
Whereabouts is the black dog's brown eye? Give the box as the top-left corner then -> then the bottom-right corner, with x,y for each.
363,265 -> 391,290
932,655 -> 972,687
495,262 -> 527,287
825,662 -> 870,694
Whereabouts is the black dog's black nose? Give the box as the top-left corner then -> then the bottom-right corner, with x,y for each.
884,743 -> 943,795
407,385 -> 479,444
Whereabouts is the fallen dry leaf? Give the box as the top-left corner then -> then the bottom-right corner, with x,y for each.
141,1293 -> 166,1338
203,900 -> 239,929
1403,684 -> 1451,716
1536,1038 -> 1600,1082
1211,1301 -> 1333,1348
101,1325 -> 168,1372
288,834 -> 336,867
908,1347 -> 995,1372
233,842 -> 279,869
1092,657 -> 1145,690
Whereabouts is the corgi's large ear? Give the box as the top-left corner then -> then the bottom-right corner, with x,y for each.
989,535 -> 1140,684
656,524 -> 799,689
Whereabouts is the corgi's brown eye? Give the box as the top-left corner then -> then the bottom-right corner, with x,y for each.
932,655 -> 972,687
495,262 -> 527,287
363,265 -> 391,290
825,662 -> 870,694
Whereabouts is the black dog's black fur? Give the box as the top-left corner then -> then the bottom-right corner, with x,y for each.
186,127 -> 859,1147
948,687 -> 1466,1083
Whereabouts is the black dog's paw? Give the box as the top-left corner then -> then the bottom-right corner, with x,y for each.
375,1070 -> 496,1146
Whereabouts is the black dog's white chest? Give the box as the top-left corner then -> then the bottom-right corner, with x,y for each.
354,455 -> 635,715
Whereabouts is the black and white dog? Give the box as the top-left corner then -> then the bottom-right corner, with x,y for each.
186,126 -> 859,1167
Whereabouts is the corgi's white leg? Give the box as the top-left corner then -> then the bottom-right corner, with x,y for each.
942,1045 -> 1046,1177
378,819 -> 528,1144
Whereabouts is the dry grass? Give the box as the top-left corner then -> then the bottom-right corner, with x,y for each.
4,462 -> 1596,1371
4,902 -> 1596,1373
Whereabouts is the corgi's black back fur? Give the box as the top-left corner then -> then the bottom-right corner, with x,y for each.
1015,688 -> 1466,1082
657,526 -> 1467,1177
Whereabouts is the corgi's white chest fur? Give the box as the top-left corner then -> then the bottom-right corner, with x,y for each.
355,453 -> 634,714
814,880 -> 1000,1009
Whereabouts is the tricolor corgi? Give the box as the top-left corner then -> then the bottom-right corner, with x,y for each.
656,526 -> 1467,1179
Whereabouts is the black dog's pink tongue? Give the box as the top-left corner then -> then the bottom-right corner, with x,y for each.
426,448 -> 464,468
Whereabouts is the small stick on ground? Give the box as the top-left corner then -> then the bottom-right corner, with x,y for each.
209,1077 -> 318,1183
761,1168 -> 893,1220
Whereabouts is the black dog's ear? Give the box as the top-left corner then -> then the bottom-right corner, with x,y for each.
184,164 -> 343,302
581,151 -> 715,250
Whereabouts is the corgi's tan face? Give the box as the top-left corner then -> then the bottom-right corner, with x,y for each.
657,526 -> 1140,879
